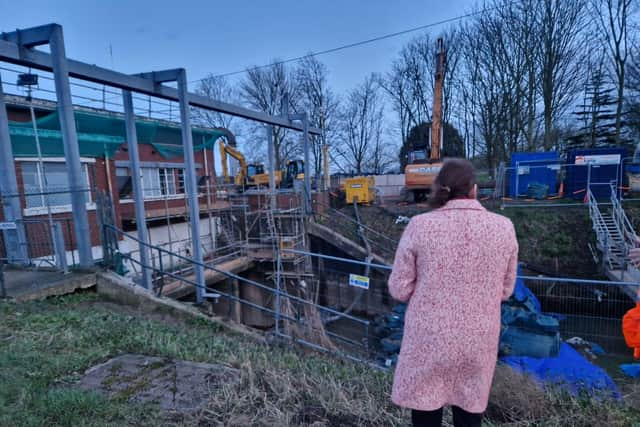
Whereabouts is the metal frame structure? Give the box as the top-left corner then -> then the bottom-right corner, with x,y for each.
0,24 -> 320,293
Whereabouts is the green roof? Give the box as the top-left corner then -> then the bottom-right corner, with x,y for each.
9,110 -> 228,158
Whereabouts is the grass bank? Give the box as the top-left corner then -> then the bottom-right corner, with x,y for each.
1,292 -> 638,426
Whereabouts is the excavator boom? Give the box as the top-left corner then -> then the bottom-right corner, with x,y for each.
403,38 -> 446,202
430,38 -> 445,161
219,141 -> 248,186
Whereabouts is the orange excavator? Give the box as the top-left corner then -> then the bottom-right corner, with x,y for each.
404,38 -> 446,202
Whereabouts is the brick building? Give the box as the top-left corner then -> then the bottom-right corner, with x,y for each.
1,95 -> 232,261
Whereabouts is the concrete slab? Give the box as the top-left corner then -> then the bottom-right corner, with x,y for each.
78,354 -> 239,413
1,267 -> 96,302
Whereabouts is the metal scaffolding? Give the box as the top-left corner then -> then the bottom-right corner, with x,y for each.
0,23 -> 320,304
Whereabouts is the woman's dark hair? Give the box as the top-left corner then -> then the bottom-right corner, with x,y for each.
428,158 -> 476,208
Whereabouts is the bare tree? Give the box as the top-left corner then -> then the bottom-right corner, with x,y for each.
380,34 -> 433,146
193,74 -> 239,130
295,55 -> 340,183
335,75 -> 385,174
240,61 -> 301,167
537,0 -> 587,150
592,0 -> 634,144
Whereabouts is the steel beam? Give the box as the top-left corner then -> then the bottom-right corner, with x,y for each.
122,90 -> 152,290
0,25 -> 321,135
1,24 -> 53,48
49,25 -> 93,267
0,73 -> 28,263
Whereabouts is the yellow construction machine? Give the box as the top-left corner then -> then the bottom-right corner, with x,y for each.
219,141 -> 282,187
404,38 -> 446,202
219,141 -> 306,189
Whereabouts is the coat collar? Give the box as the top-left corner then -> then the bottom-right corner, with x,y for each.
438,198 -> 485,211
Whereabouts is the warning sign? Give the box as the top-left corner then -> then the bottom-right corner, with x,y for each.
349,274 -> 370,290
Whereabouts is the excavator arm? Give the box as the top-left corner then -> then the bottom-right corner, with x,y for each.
430,38 -> 446,161
219,141 -> 248,186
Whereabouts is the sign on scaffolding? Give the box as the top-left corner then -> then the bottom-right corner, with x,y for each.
349,273 -> 370,290
0,222 -> 17,230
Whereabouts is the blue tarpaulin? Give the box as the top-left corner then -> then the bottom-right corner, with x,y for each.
502,269 -> 620,397
620,364 -> 640,378
502,343 -> 621,398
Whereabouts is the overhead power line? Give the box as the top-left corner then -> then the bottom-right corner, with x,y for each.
191,5 -> 504,84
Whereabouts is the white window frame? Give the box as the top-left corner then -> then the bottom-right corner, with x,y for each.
17,157 -> 96,216
141,167 -> 183,201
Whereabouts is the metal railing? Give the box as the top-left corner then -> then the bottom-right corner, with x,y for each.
103,224 -> 374,365
587,183 -> 639,281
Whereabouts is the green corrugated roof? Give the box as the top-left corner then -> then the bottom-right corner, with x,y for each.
9,110 -> 227,158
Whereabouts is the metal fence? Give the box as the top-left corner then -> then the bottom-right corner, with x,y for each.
290,251 -> 640,358
496,158 -> 640,208
520,275 -> 638,354
101,217 -> 640,364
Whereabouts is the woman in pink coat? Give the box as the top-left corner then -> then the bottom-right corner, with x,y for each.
388,159 -> 518,427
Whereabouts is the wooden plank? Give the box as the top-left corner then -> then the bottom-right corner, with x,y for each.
162,256 -> 253,299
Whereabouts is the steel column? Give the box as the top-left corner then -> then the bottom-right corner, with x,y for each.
122,90 -> 152,290
177,69 -> 205,304
0,73 -> 28,263
267,125 -> 276,211
49,25 -> 92,267
302,114 -> 311,214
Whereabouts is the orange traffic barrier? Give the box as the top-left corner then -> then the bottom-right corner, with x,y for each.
623,302 -> 640,359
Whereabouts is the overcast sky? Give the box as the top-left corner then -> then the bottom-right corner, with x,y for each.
1,0 -> 475,95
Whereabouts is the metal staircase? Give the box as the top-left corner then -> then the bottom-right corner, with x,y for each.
588,183 -> 639,284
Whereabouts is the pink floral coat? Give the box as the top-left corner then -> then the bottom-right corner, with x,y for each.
388,199 -> 518,413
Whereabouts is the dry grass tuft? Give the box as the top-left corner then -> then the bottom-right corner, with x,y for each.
487,364 -> 639,426
192,360 -> 405,427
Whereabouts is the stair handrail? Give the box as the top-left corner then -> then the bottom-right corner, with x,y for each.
587,187 -> 614,270
610,182 -> 638,249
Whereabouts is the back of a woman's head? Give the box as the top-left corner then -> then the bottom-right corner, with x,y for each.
428,158 -> 476,209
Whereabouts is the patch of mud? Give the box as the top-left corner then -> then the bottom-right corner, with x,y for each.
78,354 -> 239,413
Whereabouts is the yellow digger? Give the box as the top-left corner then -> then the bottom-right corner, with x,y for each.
219,141 -> 280,187
219,141 -> 304,189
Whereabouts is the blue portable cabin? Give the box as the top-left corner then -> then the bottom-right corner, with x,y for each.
509,152 -> 561,198
564,147 -> 628,200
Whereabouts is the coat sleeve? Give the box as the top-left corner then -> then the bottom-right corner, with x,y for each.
388,218 -> 418,302
502,223 -> 519,301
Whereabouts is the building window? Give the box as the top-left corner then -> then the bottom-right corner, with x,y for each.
141,167 -> 181,199
159,168 -> 177,196
115,167 -> 128,177
177,169 -> 185,194
21,161 -> 91,209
